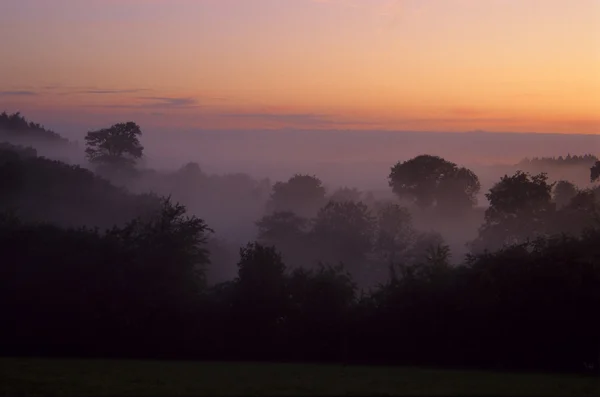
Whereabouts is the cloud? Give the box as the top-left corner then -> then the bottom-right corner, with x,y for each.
1,85 -> 153,97
221,112 -> 378,127
0,90 -> 37,96
140,96 -> 198,108
224,112 -> 332,125
96,96 -> 200,110
78,89 -> 149,95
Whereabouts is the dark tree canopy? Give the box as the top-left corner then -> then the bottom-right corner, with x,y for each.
407,231 -> 448,266
257,211 -> 308,244
436,167 -> 481,213
329,187 -> 363,203
85,122 -> 144,172
267,174 -> 327,218
237,243 -> 286,293
473,171 -> 555,252
125,198 -> 213,292
312,201 -> 376,274
256,211 -> 310,269
553,180 -> 578,208
388,155 -> 480,211
552,189 -> 600,236
591,161 -> 600,183
374,203 -> 415,265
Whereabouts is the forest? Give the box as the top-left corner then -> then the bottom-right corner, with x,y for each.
2,112 -> 600,374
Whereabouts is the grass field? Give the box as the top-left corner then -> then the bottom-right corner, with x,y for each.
1,358 -> 600,396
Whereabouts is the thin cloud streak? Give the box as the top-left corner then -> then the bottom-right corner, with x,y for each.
0,90 -> 37,96
78,89 -> 149,95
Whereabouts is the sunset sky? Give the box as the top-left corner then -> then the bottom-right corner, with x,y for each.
0,0 -> 598,134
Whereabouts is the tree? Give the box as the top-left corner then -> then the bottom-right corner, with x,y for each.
120,197 -> 214,296
552,189 -> 600,236
329,187 -> 362,203
256,211 -> 310,268
591,161 -> 600,183
553,180 -> 578,209
257,211 -> 308,243
406,231 -> 448,266
232,243 -> 289,354
85,122 -> 144,173
267,174 -> 326,218
388,155 -> 480,211
436,167 -> 481,214
472,171 -> 555,252
237,242 -> 287,294
285,264 -> 356,360
374,203 -> 415,265
311,201 -> 376,277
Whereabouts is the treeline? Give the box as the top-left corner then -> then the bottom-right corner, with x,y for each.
2,116 -> 600,374
518,154 -> 598,167
2,206 -> 600,373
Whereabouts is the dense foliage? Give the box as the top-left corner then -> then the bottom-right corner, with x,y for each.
388,154 -> 481,212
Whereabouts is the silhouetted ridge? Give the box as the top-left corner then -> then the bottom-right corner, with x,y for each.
0,112 -> 69,144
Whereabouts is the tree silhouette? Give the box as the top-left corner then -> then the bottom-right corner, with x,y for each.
285,263 -> 356,360
256,211 -> 310,268
389,155 -> 480,211
436,167 -> 481,214
311,201 -> 376,277
553,180 -> 578,208
123,197 -> 214,294
329,187 -> 362,203
267,174 -> 326,218
257,211 -> 308,243
374,203 -> 415,265
232,243 -> 289,355
591,161 -> 600,182
552,189 -> 600,236
85,122 -> 144,173
406,231 -> 448,266
472,171 -> 555,252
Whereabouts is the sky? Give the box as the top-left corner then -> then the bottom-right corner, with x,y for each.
0,0 -> 599,134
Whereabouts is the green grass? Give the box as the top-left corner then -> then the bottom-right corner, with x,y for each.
1,358 -> 600,396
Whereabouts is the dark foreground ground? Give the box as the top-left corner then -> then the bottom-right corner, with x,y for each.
1,358 -> 600,396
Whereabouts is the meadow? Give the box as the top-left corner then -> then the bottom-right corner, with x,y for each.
2,358 -> 600,396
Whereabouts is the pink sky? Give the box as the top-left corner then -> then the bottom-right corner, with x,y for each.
0,0 -> 598,134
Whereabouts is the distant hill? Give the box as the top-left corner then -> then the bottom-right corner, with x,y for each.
0,142 -> 160,229
0,112 -> 82,163
0,112 -> 68,143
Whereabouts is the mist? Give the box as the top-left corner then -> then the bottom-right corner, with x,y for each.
3,111 -> 600,378
132,128 -> 600,189
3,112 -> 599,285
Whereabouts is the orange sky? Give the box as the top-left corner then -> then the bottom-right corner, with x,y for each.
0,0 -> 598,133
